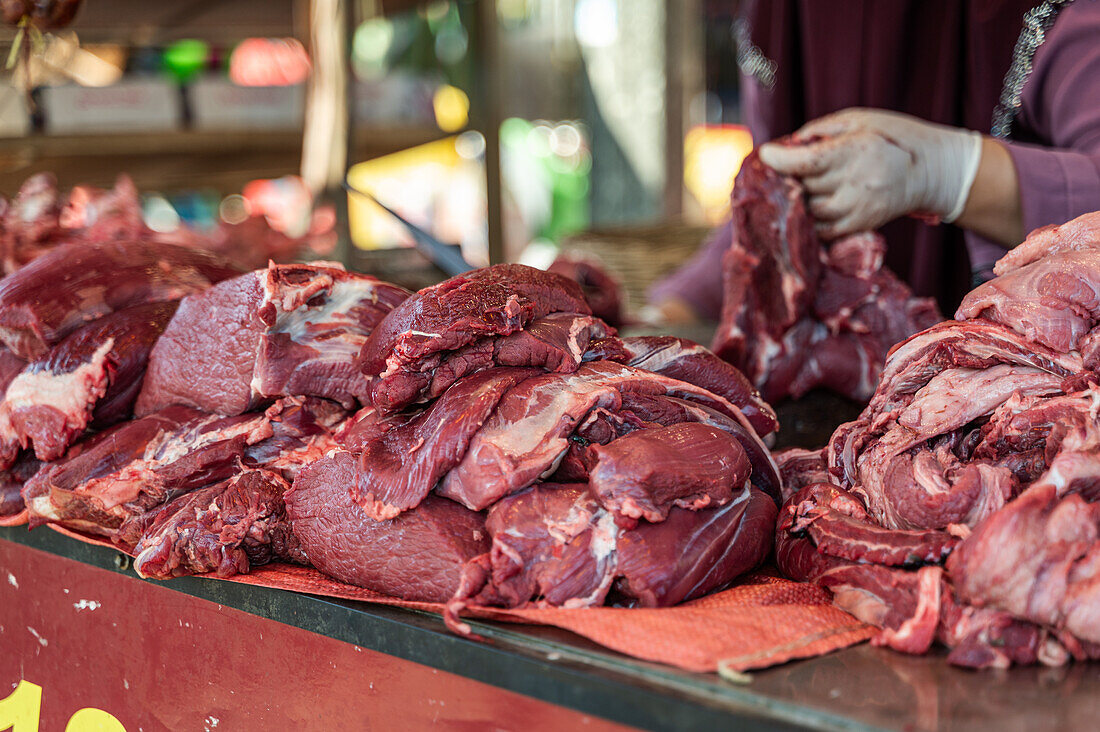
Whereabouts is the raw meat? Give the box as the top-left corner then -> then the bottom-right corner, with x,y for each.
547,254 -> 624,327
0,347 -> 26,397
21,397 -> 341,544
594,335 -> 778,437
0,453 -> 39,519
0,301 -> 177,466
992,210 -> 1100,276
2,173 -> 325,275
136,262 -> 410,416
361,263 -> 590,412
437,361 -> 781,510
286,451 -> 490,602
369,312 -> 615,414
775,216 -> 1100,667
947,453 -> 1100,644
712,150 -> 940,402
957,248 -> 1100,353
1,174 -> 62,274
588,423 -> 750,522
0,239 -> 239,360
133,469 -> 304,580
345,368 -> 539,521
446,482 -> 775,626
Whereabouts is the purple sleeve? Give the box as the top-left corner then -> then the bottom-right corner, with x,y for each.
1003,0 -> 1100,235
646,220 -> 731,321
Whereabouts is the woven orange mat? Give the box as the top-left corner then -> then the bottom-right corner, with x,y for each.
35,523 -> 872,673
0,510 -> 28,527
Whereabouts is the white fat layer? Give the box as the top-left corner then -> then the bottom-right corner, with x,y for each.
268,278 -> 376,338
626,341 -> 705,372
2,339 -> 114,437
559,510 -> 619,609
250,277 -> 378,396
143,412 -> 270,465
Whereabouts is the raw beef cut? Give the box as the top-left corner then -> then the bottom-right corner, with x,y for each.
957,248 -> 1100,353
712,150 -> 940,402
591,335 -> 777,437
361,263 -> 590,412
1,173 -> 326,275
991,209 -> 1100,276
0,239 -> 239,360
1,174 -> 62,274
21,397 -> 341,544
286,451 -> 490,602
0,347 -> 25,397
437,361 -> 781,510
0,453 -> 39,519
775,217 -> 1100,667
368,312 -> 616,414
446,481 -> 775,627
133,469 -> 305,580
547,254 -> 624,327
136,262 -> 410,416
343,367 -> 539,521
0,301 -> 177,466
947,452 -> 1100,644
588,423 -> 750,522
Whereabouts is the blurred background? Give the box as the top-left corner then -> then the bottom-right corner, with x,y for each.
0,0 -> 753,308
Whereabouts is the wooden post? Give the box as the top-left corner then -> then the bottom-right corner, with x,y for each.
473,0 -> 505,265
302,0 -> 352,266
663,0 -> 702,220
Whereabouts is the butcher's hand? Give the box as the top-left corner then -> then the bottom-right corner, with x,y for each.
758,108 -> 983,238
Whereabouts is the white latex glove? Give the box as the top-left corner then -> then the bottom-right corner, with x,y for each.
757,108 -> 983,238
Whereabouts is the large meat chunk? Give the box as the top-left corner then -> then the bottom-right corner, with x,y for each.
437,361 -> 781,510
133,469 -> 304,580
361,264 -> 590,412
547,254 -> 623,327
614,485 -> 777,607
286,452 -> 490,602
0,174 -> 62,274
347,368 -> 539,521
588,423 -> 751,523
712,151 -> 939,402
447,482 -> 775,625
0,302 -> 177,466
371,313 -> 615,413
0,453 -> 40,520
137,262 -> 410,416
0,239 -> 239,360
957,249 -> 1100,353
20,397 -> 340,543
992,209 -> 1100,276
947,452 -> 1100,645
594,335 -> 777,437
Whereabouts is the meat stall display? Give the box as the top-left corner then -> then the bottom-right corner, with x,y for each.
776,210 -> 1100,669
1,253 -> 781,634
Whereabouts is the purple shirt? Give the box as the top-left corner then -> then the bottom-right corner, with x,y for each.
651,0 -> 1100,318
970,0 -> 1100,274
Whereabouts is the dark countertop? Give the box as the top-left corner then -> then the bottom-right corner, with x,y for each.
4,525 -> 1098,732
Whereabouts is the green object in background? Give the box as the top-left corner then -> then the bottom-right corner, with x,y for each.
163,39 -> 209,83
500,117 -> 591,243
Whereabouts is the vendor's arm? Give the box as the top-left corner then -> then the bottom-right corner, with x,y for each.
992,0 -> 1100,240
645,221 -> 732,323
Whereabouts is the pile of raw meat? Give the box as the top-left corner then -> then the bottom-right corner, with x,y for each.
2,244 -> 781,625
0,173 -> 322,275
712,151 -> 941,403
776,210 -> 1100,669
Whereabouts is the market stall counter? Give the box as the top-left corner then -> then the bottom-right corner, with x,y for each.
3,525 -> 1099,732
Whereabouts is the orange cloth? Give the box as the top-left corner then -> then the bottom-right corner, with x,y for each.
42,523 -> 872,672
